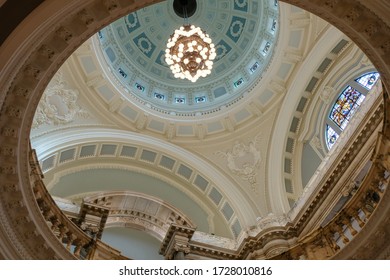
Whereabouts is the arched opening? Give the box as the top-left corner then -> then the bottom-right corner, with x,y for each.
0,0 -> 389,259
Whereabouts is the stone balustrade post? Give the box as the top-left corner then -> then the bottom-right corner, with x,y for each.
66,233 -> 76,250
341,215 -> 358,236
58,226 -> 68,240
74,241 -> 84,257
347,209 -> 365,228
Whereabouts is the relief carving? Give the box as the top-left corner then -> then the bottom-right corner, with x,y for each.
310,135 -> 323,151
253,213 -> 290,231
77,9 -> 95,26
55,27 -> 73,42
0,146 -> 15,156
32,71 -> 89,128
1,127 -> 18,137
13,86 -> 31,99
215,134 -> 262,193
192,232 -> 237,250
320,86 -> 335,104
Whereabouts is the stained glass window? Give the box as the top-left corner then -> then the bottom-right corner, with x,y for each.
329,86 -> 365,130
355,72 -> 380,90
326,125 -> 339,149
326,71 -> 379,150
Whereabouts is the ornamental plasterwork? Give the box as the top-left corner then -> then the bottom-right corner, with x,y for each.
191,231 -> 237,250
32,71 -> 89,129
309,135 -> 324,159
358,55 -> 371,68
310,135 -> 323,151
320,86 -> 335,104
249,213 -> 290,234
215,134 -> 262,193
107,216 -> 167,240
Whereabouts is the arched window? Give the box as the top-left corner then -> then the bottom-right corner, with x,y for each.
325,72 -> 379,150
355,72 -> 380,90
326,125 -> 339,150
329,86 -> 365,130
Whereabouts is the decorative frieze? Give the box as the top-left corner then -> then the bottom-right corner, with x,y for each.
0,146 -> 15,156
23,65 -> 43,80
0,165 -> 16,175
6,105 -> 23,119
38,44 -> 57,61
55,27 -> 74,43
103,0 -> 120,12
1,184 -> 18,193
12,86 -> 31,99
77,9 -> 95,26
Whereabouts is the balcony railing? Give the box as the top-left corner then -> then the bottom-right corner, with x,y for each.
29,148 -> 129,260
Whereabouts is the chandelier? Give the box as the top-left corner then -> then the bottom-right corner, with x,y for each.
165,24 -> 216,82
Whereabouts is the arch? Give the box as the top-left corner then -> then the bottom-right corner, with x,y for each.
0,0 -> 389,259
31,128 -> 259,228
83,191 -> 196,241
325,71 -> 380,149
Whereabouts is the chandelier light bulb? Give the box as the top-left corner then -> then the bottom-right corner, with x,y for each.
165,24 -> 216,82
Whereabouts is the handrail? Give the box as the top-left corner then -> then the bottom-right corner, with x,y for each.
29,148 -> 129,260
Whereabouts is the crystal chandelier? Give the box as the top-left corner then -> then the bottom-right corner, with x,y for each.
165,24 -> 216,83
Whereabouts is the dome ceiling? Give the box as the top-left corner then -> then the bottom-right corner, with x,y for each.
31,2 -> 355,241
97,0 -> 279,115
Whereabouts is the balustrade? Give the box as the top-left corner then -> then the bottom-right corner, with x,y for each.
29,148 -> 128,260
